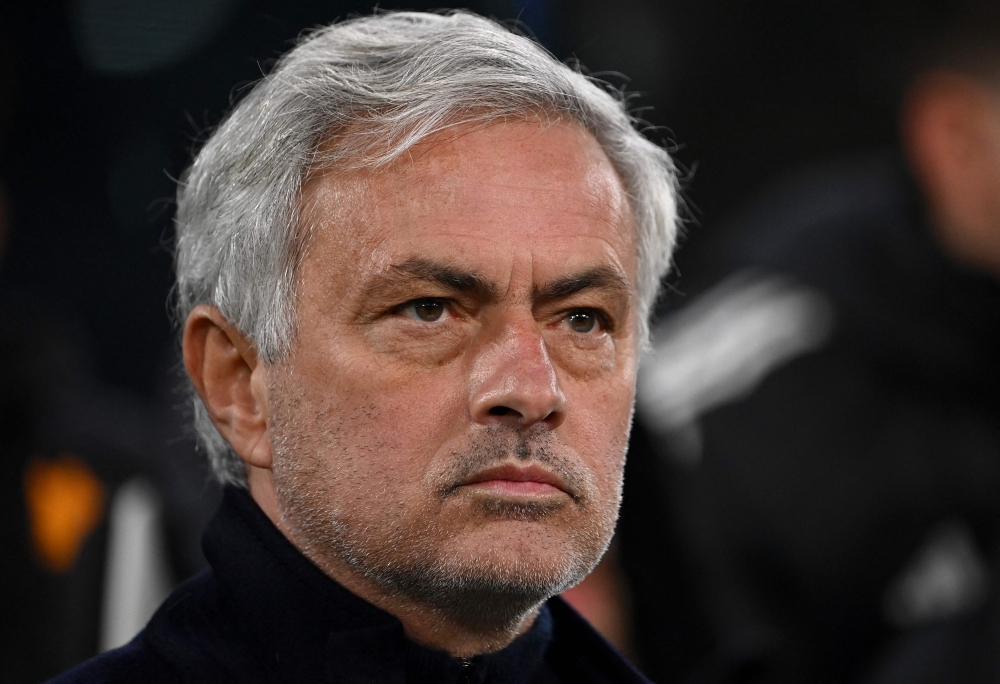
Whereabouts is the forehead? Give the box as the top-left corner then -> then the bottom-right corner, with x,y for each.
299,120 -> 637,288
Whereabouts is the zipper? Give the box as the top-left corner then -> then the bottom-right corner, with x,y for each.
458,657 -> 475,684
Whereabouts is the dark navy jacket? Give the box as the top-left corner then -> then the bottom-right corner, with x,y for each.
50,486 -> 650,684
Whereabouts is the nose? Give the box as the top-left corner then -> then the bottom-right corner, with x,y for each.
469,317 -> 567,430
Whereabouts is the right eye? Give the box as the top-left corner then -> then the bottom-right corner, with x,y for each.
396,298 -> 449,322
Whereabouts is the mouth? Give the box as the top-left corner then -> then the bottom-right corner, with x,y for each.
456,463 -> 571,499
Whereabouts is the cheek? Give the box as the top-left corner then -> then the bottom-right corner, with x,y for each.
296,344 -> 469,477
562,372 -> 635,487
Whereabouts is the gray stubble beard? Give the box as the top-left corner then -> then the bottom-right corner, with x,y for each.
268,380 -> 622,636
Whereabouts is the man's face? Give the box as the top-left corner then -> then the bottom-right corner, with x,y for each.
268,120 -> 638,626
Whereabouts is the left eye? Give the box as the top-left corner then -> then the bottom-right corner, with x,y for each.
399,298 -> 448,322
566,310 -> 600,333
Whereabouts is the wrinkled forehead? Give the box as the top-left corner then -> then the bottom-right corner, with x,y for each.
298,119 -> 638,283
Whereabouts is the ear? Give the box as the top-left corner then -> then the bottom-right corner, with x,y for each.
902,71 -> 1000,269
183,305 -> 273,470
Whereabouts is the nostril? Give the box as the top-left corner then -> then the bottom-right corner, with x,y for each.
488,406 -> 520,417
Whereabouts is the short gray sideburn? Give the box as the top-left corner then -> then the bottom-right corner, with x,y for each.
174,10 -> 680,487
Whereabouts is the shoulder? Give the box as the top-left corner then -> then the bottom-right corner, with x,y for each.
545,597 -> 651,684
46,570 -> 255,684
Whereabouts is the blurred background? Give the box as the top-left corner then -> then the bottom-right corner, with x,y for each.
2,1 -> 1000,682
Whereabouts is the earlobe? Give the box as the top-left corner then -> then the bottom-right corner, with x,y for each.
183,305 -> 274,470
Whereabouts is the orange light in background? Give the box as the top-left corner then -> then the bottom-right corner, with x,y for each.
24,454 -> 106,573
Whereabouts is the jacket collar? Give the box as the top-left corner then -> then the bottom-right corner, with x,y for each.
201,486 -> 553,684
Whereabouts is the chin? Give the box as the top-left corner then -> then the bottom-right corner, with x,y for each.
358,509 -> 610,628
459,523 -> 606,586
394,541 -> 597,631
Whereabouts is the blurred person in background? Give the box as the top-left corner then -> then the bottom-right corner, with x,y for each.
633,3 -> 1000,682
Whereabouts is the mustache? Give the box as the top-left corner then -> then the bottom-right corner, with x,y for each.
437,424 -> 589,502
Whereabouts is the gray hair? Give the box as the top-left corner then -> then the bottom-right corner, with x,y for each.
174,10 -> 679,487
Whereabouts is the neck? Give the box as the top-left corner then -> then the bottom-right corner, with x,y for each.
247,468 -> 540,657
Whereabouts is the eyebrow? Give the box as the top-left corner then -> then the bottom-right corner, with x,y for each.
364,258 -> 629,308
533,266 -> 631,303
371,257 -> 499,301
